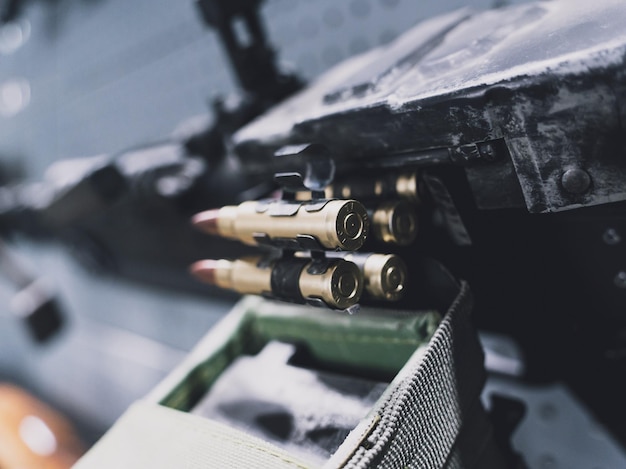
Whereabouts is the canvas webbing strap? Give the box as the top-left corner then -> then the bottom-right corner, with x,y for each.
443,399 -> 506,469
330,282 -> 493,469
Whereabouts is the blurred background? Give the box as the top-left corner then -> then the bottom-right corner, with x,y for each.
0,0 -> 531,449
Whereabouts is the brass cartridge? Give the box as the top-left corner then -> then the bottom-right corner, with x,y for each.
295,172 -> 420,203
328,252 -> 408,301
193,199 -> 369,251
371,200 -> 417,246
191,256 -> 363,309
394,172 -> 420,203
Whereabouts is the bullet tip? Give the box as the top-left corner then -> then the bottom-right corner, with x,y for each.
190,260 -> 219,285
192,209 -> 220,235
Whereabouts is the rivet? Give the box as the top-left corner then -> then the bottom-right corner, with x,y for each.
561,168 -> 591,194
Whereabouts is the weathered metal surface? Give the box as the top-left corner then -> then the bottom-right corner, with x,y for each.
233,0 -> 626,213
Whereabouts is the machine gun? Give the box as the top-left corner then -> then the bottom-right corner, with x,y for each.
195,1 -> 626,465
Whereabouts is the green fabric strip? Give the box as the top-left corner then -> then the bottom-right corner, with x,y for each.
249,300 -> 441,377
154,296 -> 440,411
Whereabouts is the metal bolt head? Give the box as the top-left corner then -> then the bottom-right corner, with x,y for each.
561,168 -> 591,194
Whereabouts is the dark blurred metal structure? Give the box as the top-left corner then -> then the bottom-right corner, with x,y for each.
1,0 -> 626,467
231,0 -> 626,452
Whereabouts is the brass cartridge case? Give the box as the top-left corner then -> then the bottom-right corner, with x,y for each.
191,256 -> 363,309
371,200 -> 417,246
193,199 -> 369,251
338,253 -> 407,301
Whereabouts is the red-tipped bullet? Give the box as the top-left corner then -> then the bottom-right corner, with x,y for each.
191,209 -> 220,235
189,259 -> 219,285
